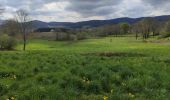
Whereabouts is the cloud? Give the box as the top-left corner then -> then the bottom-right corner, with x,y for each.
0,0 -> 170,22
141,0 -> 170,16
65,0 -> 121,17
142,0 -> 170,6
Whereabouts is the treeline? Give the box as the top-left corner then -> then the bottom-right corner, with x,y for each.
89,17 -> 170,39
50,17 -> 170,41
1,8 -> 170,51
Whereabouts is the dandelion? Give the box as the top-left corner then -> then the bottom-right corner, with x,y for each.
13,75 -> 17,79
82,77 -> 87,83
82,79 -> 86,82
128,93 -> 135,98
131,94 -> 135,98
86,80 -> 90,84
103,96 -> 108,100
121,82 -> 126,86
6,85 -> 9,88
83,77 -> 86,79
111,89 -> 113,93
82,77 -> 91,84
11,96 -> 15,100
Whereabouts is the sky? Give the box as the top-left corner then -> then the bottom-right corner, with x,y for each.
0,0 -> 170,22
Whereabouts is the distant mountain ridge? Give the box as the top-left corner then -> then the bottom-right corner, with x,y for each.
2,15 -> 170,29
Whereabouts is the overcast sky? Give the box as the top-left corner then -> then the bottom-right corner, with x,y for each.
0,0 -> 170,22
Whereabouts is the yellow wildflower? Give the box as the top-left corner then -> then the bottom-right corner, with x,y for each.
82,79 -> 86,82
86,80 -> 90,84
11,96 -> 15,100
13,75 -> 17,79
121,82 -> 126,86
103,96 -> 108,100
111,89 -> 113,93
6,96 -> 15,100
128,93 -> 135,98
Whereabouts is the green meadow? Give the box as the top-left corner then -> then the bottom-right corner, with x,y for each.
1,37 -> 170,100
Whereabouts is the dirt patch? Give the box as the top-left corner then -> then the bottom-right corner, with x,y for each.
82,52 -> 146,57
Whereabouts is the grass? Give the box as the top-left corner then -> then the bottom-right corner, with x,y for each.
1,37 -> 170,100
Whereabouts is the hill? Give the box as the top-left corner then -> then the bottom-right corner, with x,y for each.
32,15 -> 170,29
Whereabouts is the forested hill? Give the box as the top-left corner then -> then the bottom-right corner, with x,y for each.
22,15 -> 170,29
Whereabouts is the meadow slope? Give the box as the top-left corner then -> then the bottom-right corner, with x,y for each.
0,37 -> 170,100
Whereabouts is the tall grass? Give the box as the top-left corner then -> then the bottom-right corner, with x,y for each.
0,37 -> 170,100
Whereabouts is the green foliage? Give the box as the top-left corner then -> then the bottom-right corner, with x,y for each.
160,31 -> 170,38
76,31 -> 89,40
161,21 -> 170,38
0,34 -> 17,50
120,23 -> 131,34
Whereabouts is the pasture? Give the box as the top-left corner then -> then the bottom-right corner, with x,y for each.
0,37 -> 170,100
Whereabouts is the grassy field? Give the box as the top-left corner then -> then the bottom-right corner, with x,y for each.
1,37 -> 170,100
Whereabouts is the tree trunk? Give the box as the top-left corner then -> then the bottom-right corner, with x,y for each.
23,33 -> 26,51
56,32 -> 58,41
136,33 -> 138,40
153,31 -> 155,37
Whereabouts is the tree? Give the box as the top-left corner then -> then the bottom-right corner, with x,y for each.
138,18 -> 157,39
146,18 -> 159,37
132,23 -> 141,40
161,21 -> 170,38
0,5 -> 4,33
112,24 -> 121,37
1,19 -> 19,36
120,23 -> 130,34
15,9 -> 32,51
55,29 -> 60,41
54,28 -> 70,41
166,21 -> 170,32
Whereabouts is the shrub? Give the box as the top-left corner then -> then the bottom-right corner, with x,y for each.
0,34 -> 17,50
76,32 -> 88,40
161,31 -> 170,38
160,21 -> 170,38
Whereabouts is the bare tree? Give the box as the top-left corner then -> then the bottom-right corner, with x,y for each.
132,23 -> 142,40
113,24 -> 121,37
1,19 -> 19,36
54,28 -> 63,41
0,5 -> 5,35
15,9 -> 32,51
162,21 -> 170,37
138,18 -> 158,39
